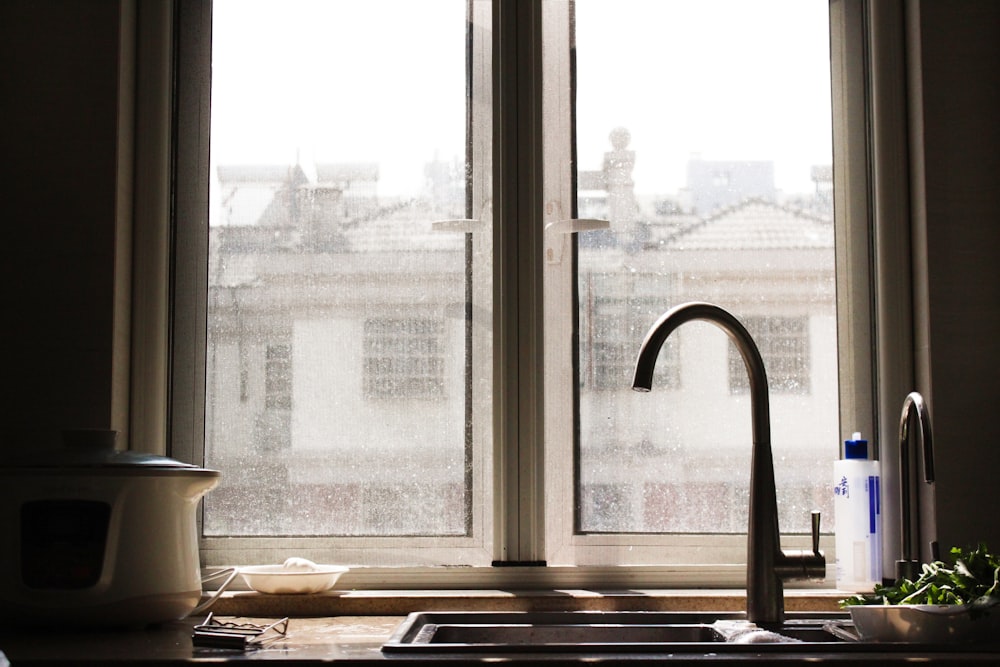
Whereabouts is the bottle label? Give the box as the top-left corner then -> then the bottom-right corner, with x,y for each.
868,475 -> 879,534
867,475 -> 882,583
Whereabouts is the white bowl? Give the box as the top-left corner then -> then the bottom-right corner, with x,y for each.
849,604 -> 1000,643
239,564 -> 349,594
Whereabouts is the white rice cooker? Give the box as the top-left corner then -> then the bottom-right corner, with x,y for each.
0,430 -> 220,627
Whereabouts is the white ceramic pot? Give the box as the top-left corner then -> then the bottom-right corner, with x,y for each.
0,430 -> 219,627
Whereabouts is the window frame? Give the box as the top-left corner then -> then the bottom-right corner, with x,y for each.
140,0 -> 904,589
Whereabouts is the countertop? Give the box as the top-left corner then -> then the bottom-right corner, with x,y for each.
3,592 -> 1000,665
4,614 -> 1000,665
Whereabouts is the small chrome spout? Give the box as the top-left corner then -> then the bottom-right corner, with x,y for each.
632,302 -> 825,625
896,391 -> 936,580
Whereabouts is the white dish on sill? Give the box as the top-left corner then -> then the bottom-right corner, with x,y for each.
848,603 -> 1000,643
240,563 -> 349,594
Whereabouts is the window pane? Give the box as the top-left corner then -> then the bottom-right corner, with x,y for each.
575,0 -> 836,536
203,0 -> 483,545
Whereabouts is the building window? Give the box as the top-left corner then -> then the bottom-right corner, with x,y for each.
580,292 -> 680,392
265,344 -> 292,409
728,316 -> 810,395
363,319 -> 446,400
643,481 -> 749,534
361,484 -> 465,537
580,484 -> 633,533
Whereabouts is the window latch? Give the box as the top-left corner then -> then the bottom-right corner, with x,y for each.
432,200 -> 492,233
545,208 -> 609,264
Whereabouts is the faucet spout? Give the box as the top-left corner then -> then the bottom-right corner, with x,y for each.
632,302 -> 825,625
896,391 -> 936,580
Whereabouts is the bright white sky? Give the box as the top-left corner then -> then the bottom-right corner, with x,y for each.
211,0 -> 832,198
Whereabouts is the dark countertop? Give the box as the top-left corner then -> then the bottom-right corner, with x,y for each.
0,616 -> 395,666
3,615 -> 1000,666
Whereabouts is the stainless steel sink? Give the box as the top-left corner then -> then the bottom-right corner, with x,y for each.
381,611 -> 860,653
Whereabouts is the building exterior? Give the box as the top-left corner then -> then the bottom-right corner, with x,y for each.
577,198 -> 836,535
204,136 -> 836,544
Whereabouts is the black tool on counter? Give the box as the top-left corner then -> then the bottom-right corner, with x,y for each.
192,612 -> 289,650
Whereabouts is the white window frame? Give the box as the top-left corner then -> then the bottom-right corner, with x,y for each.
125,0 -> 912,589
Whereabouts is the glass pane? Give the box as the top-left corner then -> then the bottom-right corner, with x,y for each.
575,0 -> 836,535
204,0 -> 480,542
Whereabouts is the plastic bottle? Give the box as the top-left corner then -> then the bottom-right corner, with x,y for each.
833,432 -> 882,590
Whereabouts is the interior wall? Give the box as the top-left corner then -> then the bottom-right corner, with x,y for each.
0,0 -> 123,451
910,0 -> 1000,554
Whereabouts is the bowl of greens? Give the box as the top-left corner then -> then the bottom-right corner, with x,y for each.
840,544 -> 1000,643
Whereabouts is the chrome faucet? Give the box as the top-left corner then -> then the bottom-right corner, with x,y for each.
896,391 -> 936,580
632,302 -> 825,625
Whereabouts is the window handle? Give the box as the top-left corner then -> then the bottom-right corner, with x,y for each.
545,216 -> 610,264
544,218 -> 609,234
432,200 -> 492,233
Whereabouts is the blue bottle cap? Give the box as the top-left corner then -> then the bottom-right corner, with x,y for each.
844,432 -> 868,459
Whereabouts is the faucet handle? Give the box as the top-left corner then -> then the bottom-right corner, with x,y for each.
776,511 -> 826,582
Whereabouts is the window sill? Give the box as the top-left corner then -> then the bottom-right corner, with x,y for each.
207,588 -> 848,618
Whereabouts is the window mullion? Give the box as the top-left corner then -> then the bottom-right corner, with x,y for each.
539,0 -> 577,568
493,0 -> 546,564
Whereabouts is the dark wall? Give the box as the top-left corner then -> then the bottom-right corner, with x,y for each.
916,0 -> 1000,552
0,0 -> 122,449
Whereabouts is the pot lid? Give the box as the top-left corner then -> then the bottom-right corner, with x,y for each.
1,429 -> 217,472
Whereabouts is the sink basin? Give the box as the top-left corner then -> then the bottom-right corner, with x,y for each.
382,611 -> 861,653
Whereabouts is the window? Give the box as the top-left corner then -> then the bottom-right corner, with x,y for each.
729,317 -> 810,395
200,0 -> 480,551
168,0 -> 874,586
568,0 -> 837,556
580,291 -> 680,392
363,319 -> 446,400
265,344 -> 291,409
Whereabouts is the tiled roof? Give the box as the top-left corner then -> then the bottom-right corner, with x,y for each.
340,200 -> 464,253
665,199 -> 833,250
315,162 -> 379,184
217,165 -> 310,227
215,163 -> 464,253
217,164 -> 308,184
215,165 -> 831,254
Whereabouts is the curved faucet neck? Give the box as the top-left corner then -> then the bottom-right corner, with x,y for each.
899,392 -> 935,482
897,391 -> 936,578
632,302 -> 785,624
632,303 -> 771,447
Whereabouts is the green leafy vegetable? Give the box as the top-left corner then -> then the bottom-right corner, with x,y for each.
840,543 -> 1000,609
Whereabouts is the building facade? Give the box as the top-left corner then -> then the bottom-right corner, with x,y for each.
204,137 -> 836,544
